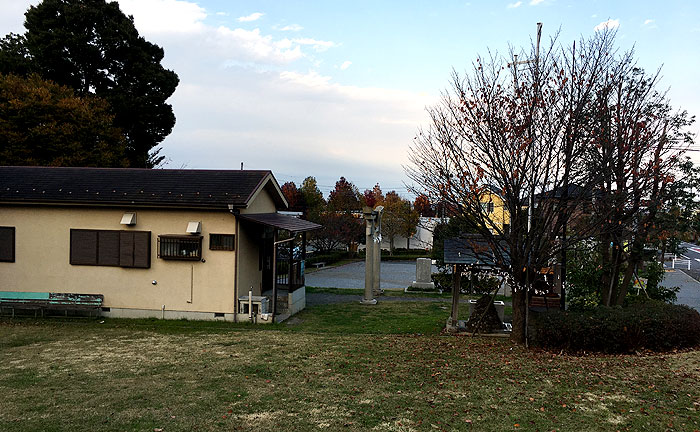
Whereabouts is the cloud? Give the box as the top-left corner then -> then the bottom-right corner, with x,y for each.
215,11 -> 228,16
3,0 -> 434,191
163,68 -> 434,191
340,61 -> 352,70
118,0 -> 207,33
278,24 -> 303,31
117,2 -> 337,66
292,37 -> 338,52
529,0 -> 545,5
213,27 -> 304,64
507,2 -> 522,8
238,12 -> 264,22
644,19 -> 654,25
594,19 -> 619,32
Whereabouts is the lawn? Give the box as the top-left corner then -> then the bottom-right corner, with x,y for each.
0,301 -> 698,431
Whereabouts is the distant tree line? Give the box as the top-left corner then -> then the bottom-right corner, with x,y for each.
281,176 -> 431,254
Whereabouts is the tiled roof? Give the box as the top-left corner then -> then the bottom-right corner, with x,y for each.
0,166 -> 275,209
444,235 -> 510,267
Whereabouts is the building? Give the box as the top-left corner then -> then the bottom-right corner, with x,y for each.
480,186 -> 510,234
0,166 -> 320,322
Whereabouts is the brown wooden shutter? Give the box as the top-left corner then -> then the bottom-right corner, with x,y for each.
98,231 -> 120,266
70,230 -> 98,265
119,231 -> 134,267
132,231 -> 151,268
0,226 -> 15,262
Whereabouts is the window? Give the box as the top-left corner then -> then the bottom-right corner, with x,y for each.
481,202 -> 495,214
158,235 -> 202,260
0,226 -> 15,262
70,229 -> 151,268
209,234 -> 235,251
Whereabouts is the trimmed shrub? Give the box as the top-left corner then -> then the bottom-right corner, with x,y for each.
431,272 -> 500,295
306,250 -> 348,266
530,301 -> 700,353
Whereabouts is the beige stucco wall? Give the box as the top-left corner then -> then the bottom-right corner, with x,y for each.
241,184 -> 278,214
0,205 -> 241,314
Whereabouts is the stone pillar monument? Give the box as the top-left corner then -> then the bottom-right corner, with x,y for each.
361,207 -> 377,305
372,206 -> 384,297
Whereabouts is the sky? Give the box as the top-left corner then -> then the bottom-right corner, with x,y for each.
1,0 -> 699,198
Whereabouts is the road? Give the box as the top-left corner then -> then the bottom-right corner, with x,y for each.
672,242 -> 700,279
662,242 -> 700,311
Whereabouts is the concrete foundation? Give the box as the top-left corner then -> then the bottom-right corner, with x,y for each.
99,307 -> 239,322
287,286 -> 306,315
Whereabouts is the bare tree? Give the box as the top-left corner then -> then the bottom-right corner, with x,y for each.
587,56 -> 695,306
406,29 -> 689,343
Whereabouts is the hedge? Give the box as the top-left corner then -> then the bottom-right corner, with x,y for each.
530,301 -> 700,353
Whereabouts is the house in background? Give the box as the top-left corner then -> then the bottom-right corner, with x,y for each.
480,185 -> 510,234
0,166 -> 320,322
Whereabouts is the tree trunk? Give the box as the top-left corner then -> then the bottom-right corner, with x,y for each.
511,287 -> 527,344
615,240 -> 644,305
600,239 -> 612,305
389,236 -> 394,255
406,236 -> 410,250
605,246 -> 623,306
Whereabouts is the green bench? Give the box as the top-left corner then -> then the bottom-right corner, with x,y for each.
0,291 -> 104,317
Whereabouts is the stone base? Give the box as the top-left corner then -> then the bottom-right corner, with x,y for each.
360,298 -> 378,305
410,281 -> 435,290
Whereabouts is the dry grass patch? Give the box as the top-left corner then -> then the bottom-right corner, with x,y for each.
0,308 -> 699,431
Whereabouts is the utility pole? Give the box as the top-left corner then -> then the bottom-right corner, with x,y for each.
508,22 -> 542,347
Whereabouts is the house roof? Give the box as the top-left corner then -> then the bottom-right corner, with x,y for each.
444,235 -> 510,267
0,166 -> 287,210
238,213 -> 322,233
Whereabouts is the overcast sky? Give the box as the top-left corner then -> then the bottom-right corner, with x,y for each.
2,0 -> 699,198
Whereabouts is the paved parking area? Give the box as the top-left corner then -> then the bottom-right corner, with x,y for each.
661,269 -> 700,311
305,260 -> 438,290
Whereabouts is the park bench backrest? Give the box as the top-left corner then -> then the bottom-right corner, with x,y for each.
0,291 -> 104,308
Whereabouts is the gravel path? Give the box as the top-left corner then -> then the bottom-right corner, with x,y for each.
306,292 -> 510,306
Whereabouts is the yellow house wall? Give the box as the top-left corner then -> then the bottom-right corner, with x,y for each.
0,206 -> 239,314
480,192 -> 510,231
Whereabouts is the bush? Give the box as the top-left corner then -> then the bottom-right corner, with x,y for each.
306,250 -> 348,266
566,246 -> 604,311
633,260 -> 680,303
531,301 -> 700,353
431,271 -> 500,295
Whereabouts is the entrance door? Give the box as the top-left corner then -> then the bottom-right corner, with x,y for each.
260,227 -> 275,293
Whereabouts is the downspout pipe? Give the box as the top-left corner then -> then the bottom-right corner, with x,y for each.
229,205 -> 240,323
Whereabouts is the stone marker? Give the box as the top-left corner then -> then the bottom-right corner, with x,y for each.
465,295 -> 503,333
410,258 -> 435,290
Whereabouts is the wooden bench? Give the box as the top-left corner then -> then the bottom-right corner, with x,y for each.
0,291 -> 104,317
529,294 -> 561,310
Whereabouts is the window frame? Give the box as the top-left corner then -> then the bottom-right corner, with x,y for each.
158,235 -> 203,261
209,233 -> 235,251
0,226 -> 15,263
69,229 -> 151,268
